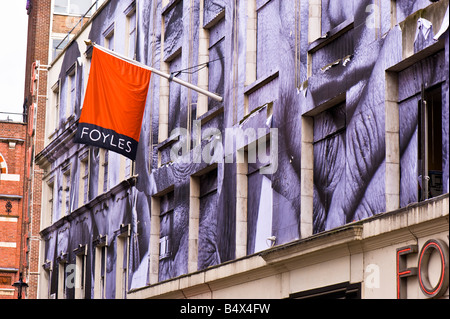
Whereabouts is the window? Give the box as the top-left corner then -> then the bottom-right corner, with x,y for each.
54,0 -> 93,16
206,17 -> 225,111
168,54 -> 182,136
234,132 -> 278,257
313,101 -> 346,233
47,180 -> 55,225
51,81 -> 60,134
418,85 -> 443,201
115,225 -> 130,299
79,152 -> 89,206
308,0 -> 322,43
102,150 -> 109,193
125,158 -> 132,179
159,0 -> 183,141
197,167 -> 219,270
126,6 -> 137,59
246,141 -> 274,255
159,235 -> 171,258
162,0 -> 183,61
98,148 -> 109,194
62,167 -> 71,216
82,46 -> 93,109
68,72 -> 76,117
42,261 -> 52,299
100,246 -> 106,299
52,36 -> 71,60
93,236 -> 107,299
74,245 -> 86,299
104,24 -> 115,51
256,0 -> 279,79
159,204 -> 173,260
244,0 -> 280,114
197,1 -> 225,117
398,51 -> 446,207
75,254 -> 85,298
58,263 -> 66,299
158,190 -> 174,281
246,0 -> 257,85
83,159 -> 89,204
57,254 -> 68,299
66,64 -> 76,119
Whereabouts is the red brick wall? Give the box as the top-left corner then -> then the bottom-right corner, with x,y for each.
0,217 -> 20,265
52,14 -> 89,34
22,0 -> 52,299
0,121 -> 26,299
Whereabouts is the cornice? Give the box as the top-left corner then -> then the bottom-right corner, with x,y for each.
39,176 -> 137,237
35,119 -> 78,166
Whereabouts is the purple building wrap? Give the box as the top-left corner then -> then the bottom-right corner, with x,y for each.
36,0 -> 449,298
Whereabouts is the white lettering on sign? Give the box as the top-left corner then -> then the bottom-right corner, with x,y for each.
80,126 -> 133,153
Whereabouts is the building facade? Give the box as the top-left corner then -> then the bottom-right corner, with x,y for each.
35,0 -> 448,299
0,119 -> 27,299
22,0 -> 108,299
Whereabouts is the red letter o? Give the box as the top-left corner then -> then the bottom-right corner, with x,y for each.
418,239 -> 449,298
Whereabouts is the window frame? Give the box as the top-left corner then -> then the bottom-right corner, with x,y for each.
115,224 -> 130,299
93,235 -> 108,299
73,244 -> 87,299
66,63 -> 77,120
103,22 -> 115,51
79,150 -> 90,206
61,165 -> 72,216
46,178 -> 55,226
102,150 -> 109,193
125,3 -> 137,59
50,80 -> 60,137
56,253 -> 68,299
418,83 -> 443,201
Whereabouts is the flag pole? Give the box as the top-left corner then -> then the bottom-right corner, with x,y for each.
86,41 -> 223,103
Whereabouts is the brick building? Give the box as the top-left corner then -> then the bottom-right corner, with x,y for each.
0,119 -> 27,299
22,0 -> 52,299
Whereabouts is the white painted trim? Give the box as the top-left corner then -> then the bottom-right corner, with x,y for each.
0,242 -> 17,248
0,289 -> 15,296
0,216 -> 18,222
0,174 -> 20,181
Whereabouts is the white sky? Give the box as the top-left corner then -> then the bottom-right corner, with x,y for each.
0,1 -> 29,117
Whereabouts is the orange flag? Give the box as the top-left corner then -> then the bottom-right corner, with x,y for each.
75,46 -> 151,160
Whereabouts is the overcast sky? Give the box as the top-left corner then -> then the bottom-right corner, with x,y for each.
0,1 -> 28,118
